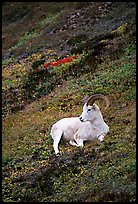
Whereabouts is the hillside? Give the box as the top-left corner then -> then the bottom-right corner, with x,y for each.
2,2 -> 136,202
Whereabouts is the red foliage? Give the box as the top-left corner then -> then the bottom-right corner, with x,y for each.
71,55 -> 77,59
44,63 -> 50,68
51,61 -> 60,66
59,57 -> 72,63
44,55 -> 77,69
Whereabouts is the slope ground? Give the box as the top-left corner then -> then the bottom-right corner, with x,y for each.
2,2 -> 136,202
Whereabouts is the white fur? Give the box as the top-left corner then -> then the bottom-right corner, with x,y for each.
51,103 -> 109,154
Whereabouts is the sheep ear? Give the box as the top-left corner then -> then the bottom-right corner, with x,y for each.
82,95 -> 89,105
92,104 -> 96,110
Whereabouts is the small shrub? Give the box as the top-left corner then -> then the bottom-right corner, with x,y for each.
32,60 -> 45,70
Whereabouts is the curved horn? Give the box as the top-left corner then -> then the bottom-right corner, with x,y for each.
86,94 -> 109,109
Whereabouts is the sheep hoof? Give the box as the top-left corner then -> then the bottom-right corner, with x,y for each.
98,135 -> 104,142
55,153 -> 60,157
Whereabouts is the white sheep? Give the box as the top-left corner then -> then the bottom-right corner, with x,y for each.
50,94 -> 109,155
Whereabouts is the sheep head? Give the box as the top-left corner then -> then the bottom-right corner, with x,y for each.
79,94 -> 109,122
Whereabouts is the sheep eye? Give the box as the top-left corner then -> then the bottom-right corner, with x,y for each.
87,108 -> 91,112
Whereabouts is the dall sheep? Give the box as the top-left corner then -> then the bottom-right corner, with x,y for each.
50,94 -> 109,155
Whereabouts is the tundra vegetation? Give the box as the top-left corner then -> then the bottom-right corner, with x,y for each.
2,2 -> 136,202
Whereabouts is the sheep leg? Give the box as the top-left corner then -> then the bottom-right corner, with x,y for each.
97,132 -> 106,142
53,138 -> 61,155
51,128 -> 62,154
75,139 -> 83,147
74,132 -> 84,147
69,140 -> 80,146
